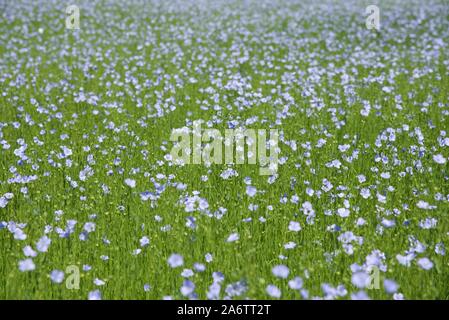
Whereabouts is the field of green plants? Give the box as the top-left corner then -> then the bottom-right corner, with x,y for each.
1,0 -> 448,299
